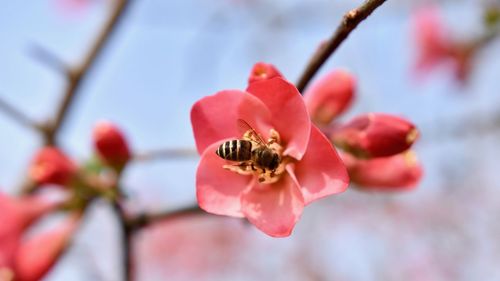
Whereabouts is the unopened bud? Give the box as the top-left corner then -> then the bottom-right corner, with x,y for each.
93,121 -> 131,169
342,151 -> 423,191
331,113 -> 419,158
29,147 -> 77,187
305,69 -> 356,125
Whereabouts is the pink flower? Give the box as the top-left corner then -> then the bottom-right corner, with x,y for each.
0,193 -> 59,270
29,147 -> 77,187
93,121 -> 131,169
342,151 -> 423,191
331,113 -> 419,159
191,76 -> 349,237
412,6 -> 474,82
248,62 -> 283,84
304,69 -> 356,125
14,215 -> 80,281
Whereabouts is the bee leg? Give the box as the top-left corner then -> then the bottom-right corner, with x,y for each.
251,163 -> 257,171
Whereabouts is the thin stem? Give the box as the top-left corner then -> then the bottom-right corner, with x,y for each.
127,205 -> 204,231
112,201 -> 134,281
133,147 -> 199,162
296,0 -> 388,93
0,96 -> 41,131
44,0 -> 132,145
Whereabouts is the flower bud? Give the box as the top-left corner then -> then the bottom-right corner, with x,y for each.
248,62 -> 283,84
14,215 -> 79,281
331,113 -> 419,158
29,147 -> 77,187
93,121 -> 131,169
342,151 -> 423,191
304,69 -> 356,125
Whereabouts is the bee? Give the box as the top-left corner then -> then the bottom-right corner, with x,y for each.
215,119 -> 281,173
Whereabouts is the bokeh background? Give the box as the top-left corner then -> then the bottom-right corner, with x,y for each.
1,0 -> 500,280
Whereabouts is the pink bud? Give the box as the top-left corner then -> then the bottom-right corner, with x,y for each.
93,121 -> 131,168
342,151 -> 423,191
305,69 -> 356,125
247,62 -> 283,84
14,215 -> 80,281
331,113 -> 419,158
29,147 -> 77,187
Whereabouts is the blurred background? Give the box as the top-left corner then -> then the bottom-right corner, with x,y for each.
1,0 -> 500,280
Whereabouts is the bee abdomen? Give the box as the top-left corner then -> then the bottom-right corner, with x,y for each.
216,140 -> 252,161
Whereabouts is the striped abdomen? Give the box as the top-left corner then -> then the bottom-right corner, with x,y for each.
216,140 -> 252,161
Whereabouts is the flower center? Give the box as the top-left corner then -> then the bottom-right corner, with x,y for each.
223,128 -> 288,184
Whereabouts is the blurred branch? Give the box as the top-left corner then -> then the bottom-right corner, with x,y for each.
28,43 -> 70,75
0,96 -> 42,131
127,205 -> 205,231
112,201 -> 134,281
296,0 -> 388,92
20,0 -> 132,194
43,0 -> 132,145
133,147 -> 199,162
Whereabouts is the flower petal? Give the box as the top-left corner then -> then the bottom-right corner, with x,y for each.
292,125 -> 349,205
240,174 -> 304,237
196,142 -> 253,218
191,90 -> 272,155
246,78 -> 311,160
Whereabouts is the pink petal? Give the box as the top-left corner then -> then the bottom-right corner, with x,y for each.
196,142 -> 253,218
241,174 -> 304,237
293,125 -> 349,205
246,78 -> 311,160
191,90 -> 272,155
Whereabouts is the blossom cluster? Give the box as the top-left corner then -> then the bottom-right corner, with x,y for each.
190,62 -> 421,237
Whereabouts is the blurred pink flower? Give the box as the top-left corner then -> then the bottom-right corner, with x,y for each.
0,193 -> 60,272
191,76 -> 348,237
304,69 -> 356,125
412,6 -> 474,82
14,215 -> 80,281
342,151 -> 423,191
93,121 -> 131,169
29,147 -> 77,187
331,113 -> 419,159
137,217 -> 248,280
248,62 -> 283,84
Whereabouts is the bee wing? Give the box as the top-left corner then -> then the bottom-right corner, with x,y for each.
237,119 -> 266,145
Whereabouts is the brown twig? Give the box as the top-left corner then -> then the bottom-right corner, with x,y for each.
127,205 -> 205,231
296,0 -> 387,93
43,0 -> 132,145
0,96 -> 42,131
112,201 -> 134,281
20,0 -> 132,193
133,147 -> 199,162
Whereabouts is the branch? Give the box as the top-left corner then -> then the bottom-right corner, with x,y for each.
44,0 -> 132,145
296,0 -> 388,93
112,201 -> 134,281
20,0 -> 132,194
0,96 -> 41,131
28,43 -> 70,76
127,205 -> 205,231
133,147 -> 199,162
